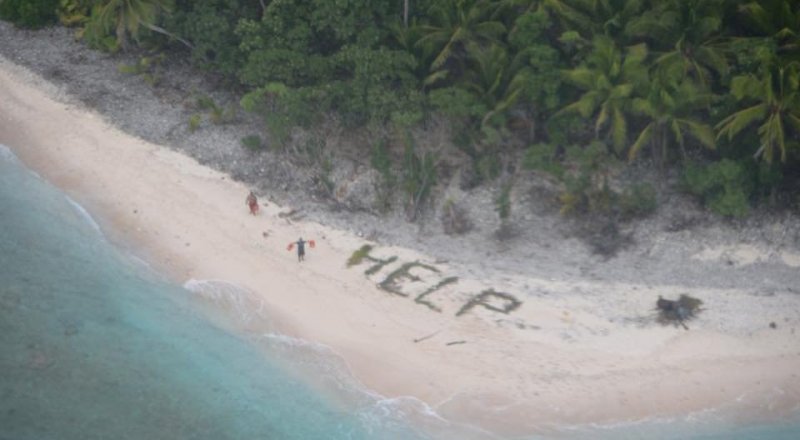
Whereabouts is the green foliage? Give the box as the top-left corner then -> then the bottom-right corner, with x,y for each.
188,113 -> 202,132
233,0 -> 407,129
508,9 -> 564,112
556,36 -> 649,156
561,142 -> 617,215
58,0 -> 93,27
415,0 -> 506,81
523,143 -> 564,177
240,134 -> 263,151
347,245 -> 373,268
627,0 -> 729,86
618,183 -> 657,219
545,0 -> 646,42
118,54 -> 164,85
525,140 -> 657,220
41,0 -> 800,221
0,0 -> 59,28
684,159 -> 753,217
85,0 -> 174,51
495,181 -> 513,220
164,0 -> 260,75
738,0 -> 800,58
402,136 -> 438,221
195,95 -> 236,125
428,87 -> 487,120
240,82 -> 314,147
629,78 -> 716,164
716,59 -> 800,164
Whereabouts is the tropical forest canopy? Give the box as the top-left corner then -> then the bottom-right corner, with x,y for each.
2,0 -> 799,219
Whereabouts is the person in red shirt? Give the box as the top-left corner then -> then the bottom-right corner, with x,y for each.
246,191 -> 259,215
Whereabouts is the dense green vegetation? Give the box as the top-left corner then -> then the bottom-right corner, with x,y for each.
0,0 -> 58,28
4,0 -> 799,220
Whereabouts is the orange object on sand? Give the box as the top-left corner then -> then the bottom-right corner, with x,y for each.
287,243 -> 294,251
309,240 -> 316,248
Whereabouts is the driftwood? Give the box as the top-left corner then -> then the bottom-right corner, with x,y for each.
413,329 -> 441,343
656,294 -> 703,330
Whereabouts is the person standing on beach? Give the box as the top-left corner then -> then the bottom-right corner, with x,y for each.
246,191 -> 259,215
287,237 -> 315,262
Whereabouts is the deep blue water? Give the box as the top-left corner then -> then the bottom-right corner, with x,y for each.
1,143 -> 798,440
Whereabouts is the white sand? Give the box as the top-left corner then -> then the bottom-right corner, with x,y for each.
2,57 -> 799,437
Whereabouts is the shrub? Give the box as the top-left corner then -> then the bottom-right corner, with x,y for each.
0,0 -> 58,28
402,138 -> 437,221
556,142 -> 617,216
523,143 -> 564,178
495,182 -> 513,220
241,134 -> 263,151
618,183 -> 657,220
684,159 -> 753,217
118,55 -> 164,86
188,114 -> 202,132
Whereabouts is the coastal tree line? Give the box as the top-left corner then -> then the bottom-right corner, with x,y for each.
2,0 -> 799,221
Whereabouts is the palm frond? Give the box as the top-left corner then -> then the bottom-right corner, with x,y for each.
671,119 -> 686,148
556,91 -> 601,118
756,114 -> 786,162
595,101 -> 610,135
563,67 -> 598,89
611,105 -> 627,153
628,122 -> 653,161
423,69 -> 450,87
609,83 -> 634,99
631,97 -> 655,117
681,119 -> 716,149
730,74 -> 763,100
787,113 -> 800,132
716,103 -> 767,140
695,46 -> 729,78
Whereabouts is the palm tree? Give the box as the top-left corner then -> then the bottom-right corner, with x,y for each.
628,78 -> 715,164
392,20 -> 443,87
544,0 -> 645,41
715,60 -> 800,163
415,0 -> 506,81
91,0 -> 191,50
738,0 -> 800,57
626,0 -> 729,87
556,36 -> 648,155
461,43 -> 529,132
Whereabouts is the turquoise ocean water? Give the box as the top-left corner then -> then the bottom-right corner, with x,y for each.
0,144 -> 460,440
1,143 -> 798,440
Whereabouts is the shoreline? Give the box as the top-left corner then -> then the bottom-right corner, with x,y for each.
3,51 -> 800,438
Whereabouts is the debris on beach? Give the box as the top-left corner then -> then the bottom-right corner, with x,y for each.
413,329 -> 441,343
656,294 -> 703,330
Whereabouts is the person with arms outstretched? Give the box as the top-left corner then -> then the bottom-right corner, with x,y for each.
287,237 -> 315,262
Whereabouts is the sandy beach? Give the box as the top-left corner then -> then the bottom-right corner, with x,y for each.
2,51 -> 800,438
